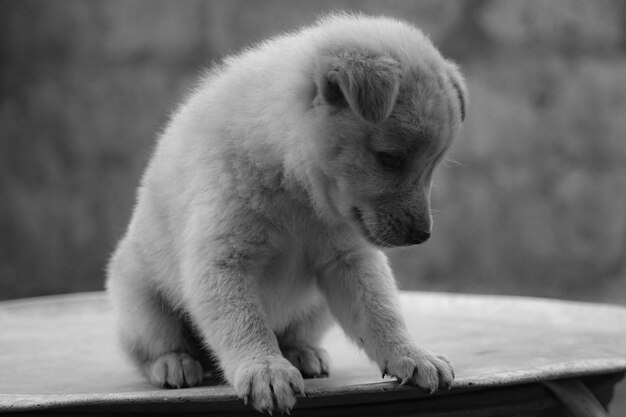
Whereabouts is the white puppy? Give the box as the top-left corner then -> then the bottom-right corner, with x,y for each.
107,13 -> 467,414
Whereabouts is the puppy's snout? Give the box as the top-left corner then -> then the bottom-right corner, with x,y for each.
409,228 -> 431,245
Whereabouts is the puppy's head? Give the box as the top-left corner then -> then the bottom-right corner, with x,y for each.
308,33 -> 467,248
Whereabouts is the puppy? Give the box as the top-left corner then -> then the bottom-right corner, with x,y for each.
107,13 -> 467,414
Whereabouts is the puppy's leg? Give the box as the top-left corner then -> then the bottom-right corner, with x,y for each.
107,241 -> 203,388
318,248 -> 454,393
181,247 -> 304,414
277,302 -> 333,378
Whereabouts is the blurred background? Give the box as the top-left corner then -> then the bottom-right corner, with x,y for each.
1,0 -> 625,409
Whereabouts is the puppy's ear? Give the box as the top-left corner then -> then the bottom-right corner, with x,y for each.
316,51 -> 402,124
445,62 -> 468,122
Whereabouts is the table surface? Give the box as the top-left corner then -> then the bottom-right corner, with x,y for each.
1,291 -> 625,412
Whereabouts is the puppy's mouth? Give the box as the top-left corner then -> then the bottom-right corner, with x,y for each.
352,207 -> 395,248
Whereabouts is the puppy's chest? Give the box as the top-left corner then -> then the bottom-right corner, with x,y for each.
254,237 -> 323,330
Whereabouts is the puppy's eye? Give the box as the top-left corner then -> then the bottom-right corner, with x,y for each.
377,152 -> 405,171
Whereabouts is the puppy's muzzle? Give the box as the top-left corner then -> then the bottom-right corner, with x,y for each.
409,228 -> 431,245
353,207 -> 432,247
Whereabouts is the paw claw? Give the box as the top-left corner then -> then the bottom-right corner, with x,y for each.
234,356 -> 302,415
289,382 -> 303,395
384,347 -> 455,394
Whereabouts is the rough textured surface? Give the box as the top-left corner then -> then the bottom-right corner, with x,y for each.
0,291 -> 624,414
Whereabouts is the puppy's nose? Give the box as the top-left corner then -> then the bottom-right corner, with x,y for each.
409,228 -> 431,245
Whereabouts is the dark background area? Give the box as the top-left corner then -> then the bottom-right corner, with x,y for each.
1,0 -> 625,410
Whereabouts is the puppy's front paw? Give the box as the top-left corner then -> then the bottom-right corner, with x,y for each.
145,352 -> 204,388
383,346 -> 454,394
234,356 -> 305,415
282,344 -> 330,378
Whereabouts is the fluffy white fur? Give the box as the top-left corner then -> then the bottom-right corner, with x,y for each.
107,13 -> 467,414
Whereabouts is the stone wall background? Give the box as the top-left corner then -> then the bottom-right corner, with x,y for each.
2,0 -> 625,411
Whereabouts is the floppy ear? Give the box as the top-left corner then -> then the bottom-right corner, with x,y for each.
316,51 -> 402,124
445,62 -> 468,122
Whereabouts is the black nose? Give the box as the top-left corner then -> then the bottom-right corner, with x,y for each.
410,229 -> 431,245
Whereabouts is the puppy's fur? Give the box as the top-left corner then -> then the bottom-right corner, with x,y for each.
107,14 -> 467,414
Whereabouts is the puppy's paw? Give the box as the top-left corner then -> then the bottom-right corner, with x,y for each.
145,352 -> 204,388
234,356 -> 305,415
383,346 -> 454,394
282,344 -> 330,378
